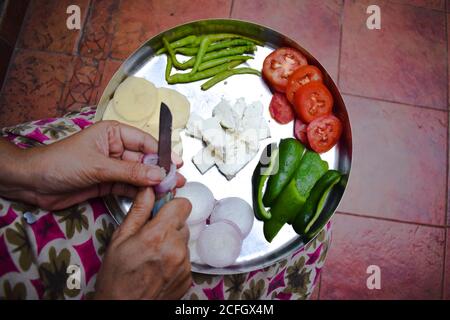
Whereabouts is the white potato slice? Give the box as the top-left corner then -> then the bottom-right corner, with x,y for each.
113,77 -> 158,122
102,100 -> 147,129
146,87 -> 191,130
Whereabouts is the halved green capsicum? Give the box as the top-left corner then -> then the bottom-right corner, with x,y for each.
263,138 -> 304,207
251,143 -> 279,221
293,170 -> 341,235
263,151 -> 328,242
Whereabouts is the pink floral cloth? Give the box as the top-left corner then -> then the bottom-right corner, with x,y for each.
0,107 -> 331,300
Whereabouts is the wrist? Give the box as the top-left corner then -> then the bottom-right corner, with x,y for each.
0,140 -> 43,193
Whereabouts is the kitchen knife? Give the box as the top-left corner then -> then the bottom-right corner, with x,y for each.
152,102 -> 174,217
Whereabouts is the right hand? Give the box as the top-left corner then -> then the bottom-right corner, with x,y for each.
94,187 -> 192,300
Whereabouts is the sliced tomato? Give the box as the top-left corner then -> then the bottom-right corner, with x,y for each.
294,82 -> 333,123
294,118 -> 309,147
269,92 -> 295,124
307,115 -> 342,153
286,65 -> 323,104
262,47 -> 307,92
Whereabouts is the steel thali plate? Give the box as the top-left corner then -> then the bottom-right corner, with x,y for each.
94,19 -> 352,275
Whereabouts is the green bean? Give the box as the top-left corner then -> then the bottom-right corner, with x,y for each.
189,36 -> 211,74
162,37 -> 186,70
198,55 -> 253,72
175,39 -> 258,56
156,35 -> 198,55
178,45 -> 256,70
168,60 -> 243,84
165,55 -> 173,81
201,67 -> 262,90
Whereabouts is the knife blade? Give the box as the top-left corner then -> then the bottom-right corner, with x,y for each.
157,102 -> 172,173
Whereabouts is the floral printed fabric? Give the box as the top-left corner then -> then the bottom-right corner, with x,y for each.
0,107 -> 331,300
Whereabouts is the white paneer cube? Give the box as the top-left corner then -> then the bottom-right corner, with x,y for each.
212,99 -> 237,131
192,146 -> 216,174
201,117 -> 226,160
185,112 -> 204,139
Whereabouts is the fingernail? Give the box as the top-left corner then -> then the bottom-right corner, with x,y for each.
147,166 -> 166,181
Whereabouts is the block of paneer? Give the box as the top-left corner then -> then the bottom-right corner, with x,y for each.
192,145 -> 216,174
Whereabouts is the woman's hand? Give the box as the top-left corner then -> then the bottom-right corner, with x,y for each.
0,120 -> 185,210
94,187 -> 192,300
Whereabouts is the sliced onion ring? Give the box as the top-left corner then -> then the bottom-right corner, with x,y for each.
197,220 -> 242,268
142,154 -> 177,194
154,163 -> 177,194
175,182 -> 215,225
210,197 -> 254,238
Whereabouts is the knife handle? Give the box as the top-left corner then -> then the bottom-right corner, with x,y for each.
151,192 -> 174,218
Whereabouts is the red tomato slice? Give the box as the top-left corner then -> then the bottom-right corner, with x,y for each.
262,47 -> 307,92
293,118 -> 309,147
307,115 -> 342,153
286,65 -> 323,104
269,92 -> 295,124
294,82 -> 333,123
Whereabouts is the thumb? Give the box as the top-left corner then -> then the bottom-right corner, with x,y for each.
98,158 -> 165,186
119,187 -> 155,239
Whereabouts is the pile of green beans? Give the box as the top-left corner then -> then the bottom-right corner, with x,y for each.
159,34 -> 261,90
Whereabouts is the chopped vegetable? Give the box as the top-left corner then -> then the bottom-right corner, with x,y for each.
175,182 -> 215,225
268,92 -> 295,124
293,170 -> 341,235
251,143 -> 277,221
263,138 -> 304,207
178,45 -> 256,70
175,38 -> 258,56
262,47 -> 307,92
168,60 -> 243,84
293,118 -> 309,147
263,150 -> 328,242
294,82 -> 333,123
210,197 -> 254,238
201,67 -> 261,91
307,115 -> 342,153
286,65 -> 323,104
197,220 -> 243,268
154,163 -> 177,194
188,220 -> 206,242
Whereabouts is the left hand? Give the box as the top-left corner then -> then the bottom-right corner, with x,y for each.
0,120 -> 185,210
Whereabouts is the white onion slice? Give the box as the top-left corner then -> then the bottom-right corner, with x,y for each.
154,163 -> 177,194
188,220 -> 206,242
188,240 -> 202,264
175,182 -> 215,224
210,197 -> 254,238
197,220 -> 242,268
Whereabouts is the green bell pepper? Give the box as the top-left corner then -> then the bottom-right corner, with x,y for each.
262,138 -> 304,207
293,170 -> 341,235
263,151 -> 328,242
251,143 -> 279,221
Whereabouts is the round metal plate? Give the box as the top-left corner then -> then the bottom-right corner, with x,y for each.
94,19 -> 352,275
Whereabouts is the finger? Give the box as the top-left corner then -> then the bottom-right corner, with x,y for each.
175,173 -> 186,189
98,158 -> 165,186
123,148 -> 182,169
178,224 -> 190,245
149,198 -> 191,231
116,122 -> 159,154
119,187 -> 155,238
121,150 -> 144,163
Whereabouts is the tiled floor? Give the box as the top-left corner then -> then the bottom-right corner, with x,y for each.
0,0 -> 448,299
